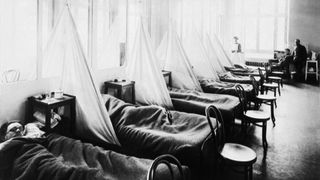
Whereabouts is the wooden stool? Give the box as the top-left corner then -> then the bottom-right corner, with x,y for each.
206,105 -> 257,180
305,60 -> 319,81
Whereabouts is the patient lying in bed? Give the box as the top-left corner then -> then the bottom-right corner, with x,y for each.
0,120 -> 45,144
0,121 -> 187,180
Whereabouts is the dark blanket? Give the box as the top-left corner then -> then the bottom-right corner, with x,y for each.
199,79 -> 254,98
0,134 -> 185,180
104,95 -> 214,178
168,87 -> 239,125
219,72 -> 260,84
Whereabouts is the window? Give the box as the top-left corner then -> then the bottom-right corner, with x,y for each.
92,0 -> 127,69
0,0 -> 38,83
233,0 -> 289,59
70,0 -> 90,57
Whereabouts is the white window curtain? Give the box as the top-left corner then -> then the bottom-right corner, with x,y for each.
125,18 -> 173,109
0,0 -> 37,83
149,0 -> 169,49
157,24 -> 202,92
43,5 -> 120,145
92,0 -> 126,69
69,0 -> 89,57
126,0 -> 149,58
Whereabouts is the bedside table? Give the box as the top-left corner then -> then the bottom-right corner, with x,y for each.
104,80 -> 135,104
28,94 -> 76,133
305,60 -> 318,81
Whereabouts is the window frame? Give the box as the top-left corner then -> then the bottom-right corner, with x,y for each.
232,0 -> 289,57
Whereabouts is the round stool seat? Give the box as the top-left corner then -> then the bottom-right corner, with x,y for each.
263,83 -> 278,88
268,76 -> 281,80
245,110 -> 270,122
256,94 -> 277,101
220,143 -> 257,165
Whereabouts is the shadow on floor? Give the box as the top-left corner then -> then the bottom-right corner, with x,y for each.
223,83 -> 320,180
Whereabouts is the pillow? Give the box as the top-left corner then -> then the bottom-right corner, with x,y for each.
24,123 -> 45,138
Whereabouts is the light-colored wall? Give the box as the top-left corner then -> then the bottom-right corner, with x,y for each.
0,67 -> 124,126
288,0 -> 320,52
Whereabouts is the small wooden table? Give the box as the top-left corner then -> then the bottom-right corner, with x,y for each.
305,60 -> 318,81
162,70 -> 172,87
104,80 -> 135,104
28,94 -> 76,132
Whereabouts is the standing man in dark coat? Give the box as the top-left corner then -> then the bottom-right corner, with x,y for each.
293,39 -> 307,80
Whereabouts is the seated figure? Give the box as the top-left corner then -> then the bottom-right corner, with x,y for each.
272,48 -> 293,78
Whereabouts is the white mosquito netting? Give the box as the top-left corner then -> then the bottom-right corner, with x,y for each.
42,5 -> 120,145
181,24 -> 219,81
125,18 -> 173,109
204,34 -> 234,73
157,24 -> 202,92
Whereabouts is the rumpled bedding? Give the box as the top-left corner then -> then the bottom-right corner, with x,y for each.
0,134 -> 185,180
199,79 -> 254,98
230,69 -> 260,76
219,72 -> 260,84
168,87 -> 239,125
104,95 -> 214,178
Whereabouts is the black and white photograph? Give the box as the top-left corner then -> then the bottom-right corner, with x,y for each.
0,0 -> 319,179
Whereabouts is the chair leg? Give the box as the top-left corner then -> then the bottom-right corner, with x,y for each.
249,165 -> 253,180
262,122 -> 268,149
271,101 -> 276,127
244,166 -> 248,180
219,159 -> 225,179
278,85 -> 281,96
273,88 -> 276,97
280,79 -> 283,88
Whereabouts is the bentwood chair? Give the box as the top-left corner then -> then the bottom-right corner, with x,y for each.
206,105 -> 257,180
250,75 -> 277,127
265,64 -> 283,91
235,85 -> 271,150
258,68 -> 280,97
148,154 -> 185,180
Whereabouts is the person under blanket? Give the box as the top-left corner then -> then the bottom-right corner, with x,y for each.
0,121 -> 187,180
0,120 -> 45,143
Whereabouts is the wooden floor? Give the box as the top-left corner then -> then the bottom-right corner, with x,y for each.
226,80 -> 320,180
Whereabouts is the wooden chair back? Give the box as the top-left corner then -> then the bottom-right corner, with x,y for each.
148,154 -> 185,180
205,105 -> 225,152
250,75 -> 259,96
235,84 -> 248,114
